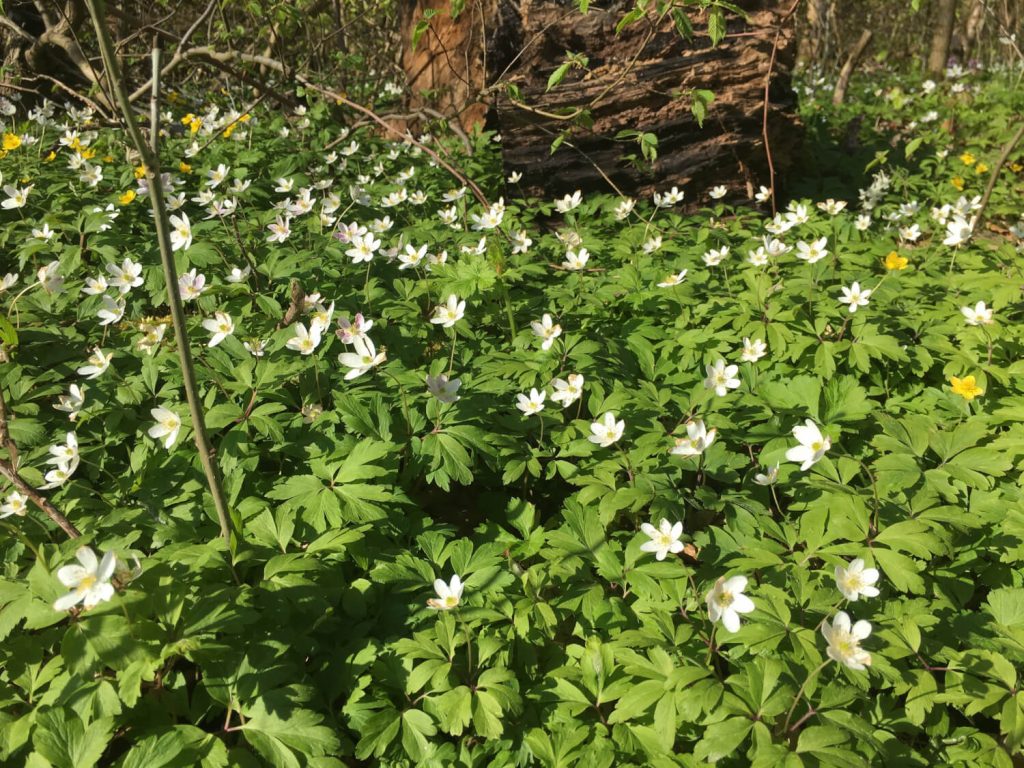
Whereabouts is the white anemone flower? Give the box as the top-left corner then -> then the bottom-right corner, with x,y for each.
961,301 -> 993,326
822,611 -> 873,670
427,574 -> 464,610
169,213 -> 192,251
431,295 -> 466,328
588,412 -> 624,447
516,388 -> 546,416
753,463 -> 779,485
704,359 -> 741,396
795,237 -> 829,264
785,419 -> 830,470
77,348 -> 112,379
426,374 -> 461,403
562,248 -> 590,271
54,384 -> 85,421
530,314 -> 562,351
706,575 -> 755,632
0,491 -> 28,518
554,190 -> 582,213
835,558 -> 881,601
741,337 -> 767,362
640,519 -> 685,561
838,282 -> 872,313
286,322 -> 322,355
657,270 -> 687,288
550,374 -> 584,407
96,294 -> 125,326
670,419 -> 716,457
53,546 -> 117,611
338,336 -> 386,379
202,312 -> 235,347
148,406 -> 182,449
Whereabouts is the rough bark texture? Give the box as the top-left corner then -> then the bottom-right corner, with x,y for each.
400,0 -> 799,205
928,0 -> 958,74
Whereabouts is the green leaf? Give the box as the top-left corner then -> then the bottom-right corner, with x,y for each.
33,709 -> 112,768
547,61 -> 572,92
707,7 -> 726,45
694,717 -> 753,762
240,699 -> 339,767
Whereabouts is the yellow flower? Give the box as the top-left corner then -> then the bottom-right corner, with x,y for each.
239,113 -> 251,123
0,150 -> 6,160
188,117 -> 202,134
950,375 -> 984,401
975,162 -> 988,174
884,251 -> 908,270
69,137 -> 82,151
119,190 -> 137,205
180,113 -> 195,126
2,133 -> 21,151
134,165 -> 148,179
78,147 -> 96,160
103,155 -> 114,163
959,151 -> 976,166
1011,162 -> 1023,173
179,161 -> 192,173
44,151 -> 57,162
222,125 -> 236,139
950,176 -> 965,191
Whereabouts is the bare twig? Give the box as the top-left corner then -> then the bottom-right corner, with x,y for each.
84,0 -> 236,546
298,77 -> 491,208
0,13 -> 37,43
28,73 -> 113,119
0,390 -> 81,539
127,0 -> 218,103
975,120 -> 1024,228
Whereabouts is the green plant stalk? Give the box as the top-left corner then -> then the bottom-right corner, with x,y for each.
84,0 -> 236,546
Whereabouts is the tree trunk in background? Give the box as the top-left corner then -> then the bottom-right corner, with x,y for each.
796,0 -> 830,69
960,0 -> 985,61
399,0 -> 799,206
927,0 -> 958,73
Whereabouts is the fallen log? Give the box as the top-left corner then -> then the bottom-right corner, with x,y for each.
400,0 -> 800,205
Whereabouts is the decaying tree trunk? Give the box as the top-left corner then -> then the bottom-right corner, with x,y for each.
400,0 -> 799,204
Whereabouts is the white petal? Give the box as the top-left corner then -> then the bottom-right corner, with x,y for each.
75,546 -> 98,572
732,594 -> 755,614
97,551 -> 116,581
56,564 -> 87,587
53,591 -> 84,611
722,609 -> 741,633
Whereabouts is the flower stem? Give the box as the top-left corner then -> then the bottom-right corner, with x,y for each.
783,660 -> 830,732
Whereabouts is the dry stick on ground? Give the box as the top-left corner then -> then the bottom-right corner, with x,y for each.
84,0 -> 235,546
975,120 -> 1024,228
762,0 -> 803,218
0,390 -> 81,539
832,29 -> 873,106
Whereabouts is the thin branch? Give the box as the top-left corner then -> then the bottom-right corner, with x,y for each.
975,119 -> 1024,227
0,390 -> 81,538
0,13 -> 37,43
127,0 -> 218,102
29,73 -> 112,120
298,76 -> 491,208
84,0 -> 236,546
